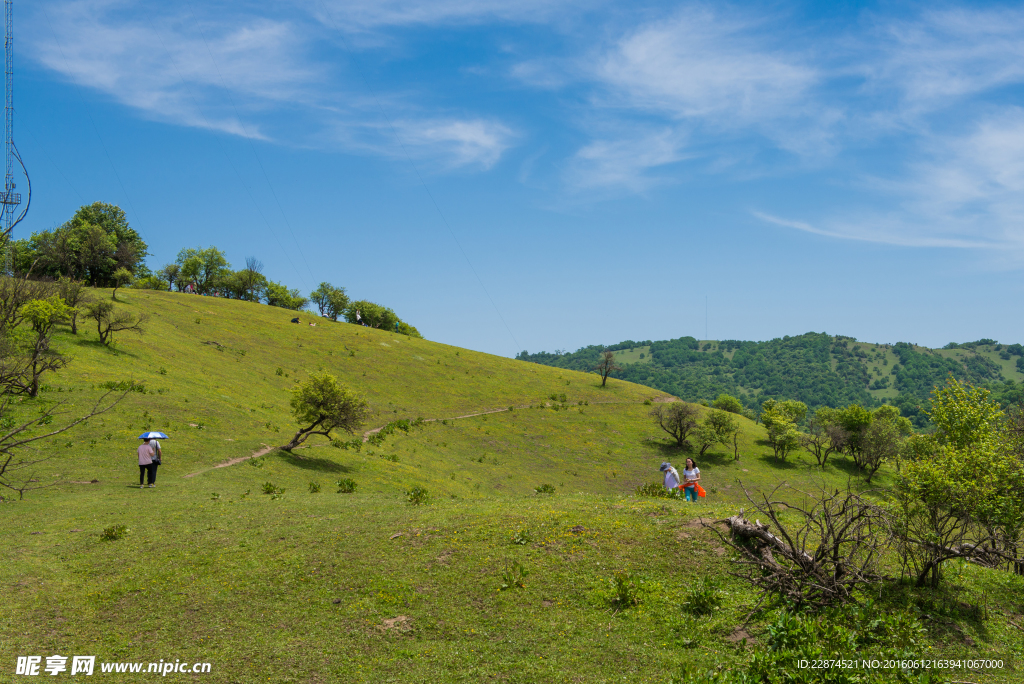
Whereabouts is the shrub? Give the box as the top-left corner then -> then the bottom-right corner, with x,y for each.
681,576 -> 722,616
261,482 -> 282,495
405,486 -> 428,505
100,525 -> 129,541
608,571 -> 643,610
534,483 -> 556,494
308,481 -> 321,493
336,478 -> 357,493
511,528 -> 532,545
500,560 -> 529,591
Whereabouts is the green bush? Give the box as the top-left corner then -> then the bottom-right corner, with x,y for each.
308,481 -> 321,493
511,528 -> 532,545
99,525 -> 129,541
608,571 -> 643,610
534,483 -> 556,494
500,560 -> 529,591
336,478 -> 357,493
681,576 -> 722,616
405,486 -> 428,505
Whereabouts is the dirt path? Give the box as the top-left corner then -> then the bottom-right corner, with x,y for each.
183,444 -> 276,478
184,393 -> 674,478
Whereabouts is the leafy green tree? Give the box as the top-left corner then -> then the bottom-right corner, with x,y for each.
650,402 -> 699,447
799,407 -> 844,468
111,267 -> 133,300
25,203 -> 147,285
176,246 -> 230,295
712,393 -> 743,414
12,295 -> 71,397
761,399 -> 807,461
893,379 -> 1024,586
835,404 -> 873,465
265,281 -> 307,310
282,372 -> 369,451
159,263 -> 181,292
310,282 -> 349,321
344,300 -> 399,330
859,406 -> 911,482
692,409 -> 738,457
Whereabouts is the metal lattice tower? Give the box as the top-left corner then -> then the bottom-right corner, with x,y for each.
1,0 -> 28,274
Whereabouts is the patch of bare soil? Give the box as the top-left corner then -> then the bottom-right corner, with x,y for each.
725,627 -> 755,645
378,616 -> 412,634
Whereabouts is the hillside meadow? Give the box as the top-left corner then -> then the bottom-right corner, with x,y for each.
2,289 -> 1022,682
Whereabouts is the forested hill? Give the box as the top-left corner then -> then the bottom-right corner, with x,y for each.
517,334 -> 1024,426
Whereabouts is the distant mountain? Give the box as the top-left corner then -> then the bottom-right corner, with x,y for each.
517,334 -> 1024,426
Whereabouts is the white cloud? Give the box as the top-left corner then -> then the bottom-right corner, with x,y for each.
310,0 -> 584,31
757,108 -> 1024,252
866,8 -> 1024,118
594,8 -> 817,122
393,118 -> 515,169
29,0 -> 517,169
567,128 -> 689,191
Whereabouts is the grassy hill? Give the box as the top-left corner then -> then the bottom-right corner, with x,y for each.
2,290 -> 1022,683
519,334 -> 1024,426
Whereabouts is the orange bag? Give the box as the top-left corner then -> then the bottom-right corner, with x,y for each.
696,484 -> 707,498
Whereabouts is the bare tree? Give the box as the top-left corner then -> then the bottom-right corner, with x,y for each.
241,257 -> 265,301
55,277 -> 91,334
0,390 -> 126,499
650,402 -> 700,448
595,350 -> 621,387
707,485 -> 889,608
86,301 -> 147,345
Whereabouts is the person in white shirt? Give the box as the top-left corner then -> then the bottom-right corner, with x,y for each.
682,457 -> 701,502
660,462 -> 680,491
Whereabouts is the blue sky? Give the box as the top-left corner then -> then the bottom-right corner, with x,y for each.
16,1 -> 1024,356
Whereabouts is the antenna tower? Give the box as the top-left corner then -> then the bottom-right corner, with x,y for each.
2,0 -> 29,273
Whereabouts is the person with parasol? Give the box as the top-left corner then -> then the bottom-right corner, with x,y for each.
137,432 -> 168,488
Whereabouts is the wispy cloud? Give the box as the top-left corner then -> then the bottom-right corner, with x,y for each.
29,0 -> 518,169
567,128 -> 689,191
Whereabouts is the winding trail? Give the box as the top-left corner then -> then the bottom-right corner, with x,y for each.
182,395 -> 670,478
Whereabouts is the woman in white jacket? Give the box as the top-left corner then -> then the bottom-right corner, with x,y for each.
660,462 -> 680,491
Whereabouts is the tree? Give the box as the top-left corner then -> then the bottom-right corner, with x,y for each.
650,402 -> 700,447
835,403 -> 873,467
893,379 -> 1024,586
343,300 -> 399,329
282,372 -> 369,451
55,277 -> 90,335
761,399 -> 808,461
799,407 -> 843,468
25,203 -> 147,285
595,350 -> 621,387
692,408 -> 739,457
265,281 -> 308,310
86,301 -> 147,345
176,246 -> 230,294
111,267 -> 134,300
239,257 -> 267,302
712,393 -> 743,414
159,263 -> 181,292
310,282 -> 349,321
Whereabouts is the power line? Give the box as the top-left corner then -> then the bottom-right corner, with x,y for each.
317,1 -> 522,355
184,2 -> 316,290
41,6 -> 148,244
144,15 -> 305,284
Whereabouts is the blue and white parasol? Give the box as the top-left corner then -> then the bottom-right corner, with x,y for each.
138,431 -> 169,440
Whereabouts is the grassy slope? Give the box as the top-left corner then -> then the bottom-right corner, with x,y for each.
2,290 -> 1022,683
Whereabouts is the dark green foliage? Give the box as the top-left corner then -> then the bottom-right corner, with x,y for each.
681,576 -> 722,616
520,334 -> 1024,422
405,486 -> 428,505
534,483 -> 556,494
335,478 -> 357,493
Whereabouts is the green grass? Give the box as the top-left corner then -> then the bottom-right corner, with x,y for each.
2,289 -> 1023,682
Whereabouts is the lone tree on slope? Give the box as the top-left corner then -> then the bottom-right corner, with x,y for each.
282,372 -> 369,452
595,350 -> 621,387
650,402 -> 700,448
